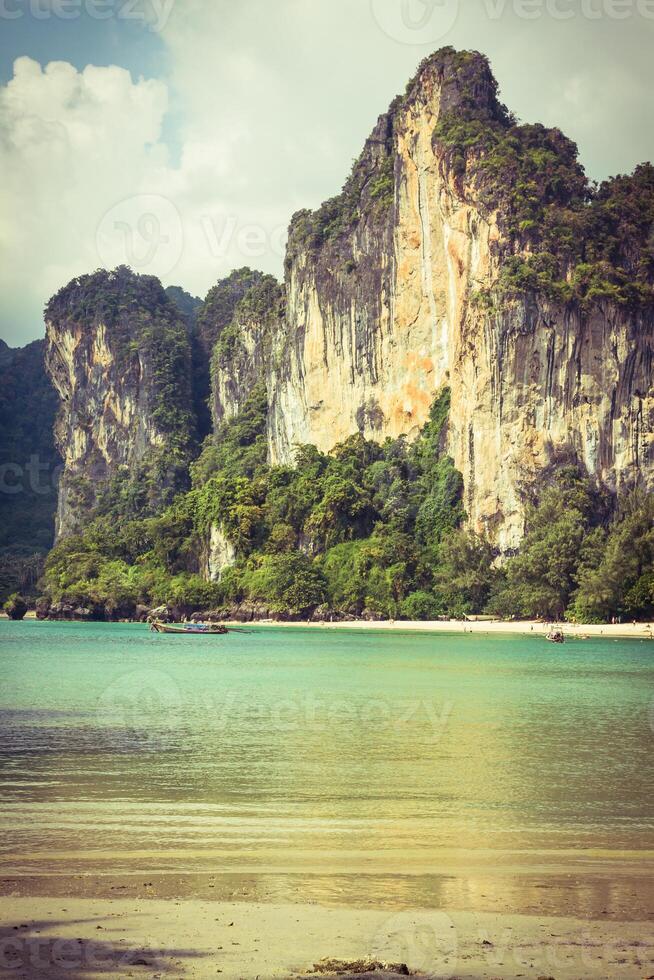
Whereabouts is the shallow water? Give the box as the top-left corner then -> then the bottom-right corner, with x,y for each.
0,621 -> 653,900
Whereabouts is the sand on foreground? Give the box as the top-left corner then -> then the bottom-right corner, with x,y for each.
1,896 -> 653,980
227,618 -> 654,640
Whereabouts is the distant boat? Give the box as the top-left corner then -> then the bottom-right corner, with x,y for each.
150,621 -> 228,635
546,629 -> 565,644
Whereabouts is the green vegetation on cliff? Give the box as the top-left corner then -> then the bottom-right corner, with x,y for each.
192,269 -> 276,437
47,267 -> 195,452
45,267 -> 197,528
288,45 -> 654,309
431,52 -> 654,308
40,382 -> 652,623
197,268 -> 269,352
41,390 -> 468,619
488,472 -> 653,622
212,274 -> 282,364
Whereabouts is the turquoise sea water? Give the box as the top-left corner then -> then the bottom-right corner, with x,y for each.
0,620 -> 653,890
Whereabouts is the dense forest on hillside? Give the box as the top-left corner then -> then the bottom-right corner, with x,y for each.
36,386 -> 654,624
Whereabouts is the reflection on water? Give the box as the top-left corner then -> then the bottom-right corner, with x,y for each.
0,621 -> 653,888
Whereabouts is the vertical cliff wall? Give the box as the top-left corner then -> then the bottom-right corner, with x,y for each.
266,48 -> 653,548
210,274 -> 283,428
45,267 -> 195,539
42,49 -> 653,554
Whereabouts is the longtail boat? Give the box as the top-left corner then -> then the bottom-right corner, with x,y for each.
150,621 -> 228,635
546,629 -> 565,644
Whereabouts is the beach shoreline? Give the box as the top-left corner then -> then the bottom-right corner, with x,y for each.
221,617 -> 654,640
5,612 -> 654,639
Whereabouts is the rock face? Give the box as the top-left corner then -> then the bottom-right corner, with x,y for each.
40,50 -> 654,553
45,267 -> 195,539
204,524 -> 236,582
211,274 -> 283,428
263,48 -> 653,548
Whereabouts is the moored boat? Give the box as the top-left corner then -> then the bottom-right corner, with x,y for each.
546,629 -> 565,644
150,621 -> 228,635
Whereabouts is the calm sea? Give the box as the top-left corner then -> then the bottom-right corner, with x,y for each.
1,620 -> 653,906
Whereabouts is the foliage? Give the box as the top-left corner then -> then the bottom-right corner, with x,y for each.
433,72 -> 654,308
44,267 -> 197,531
3,593 -> 28,620
241,553 -> 328,614
432,529 -> 496,617
165,286 -> 202,327
191,382 -> 269,485
192,269 -> 280,439
487,474 -> 654,624
0,548 -> 47,605
196,268 -> 267,352
487,469 -> 595,620
566,493 -> 654,623
41,388 -> 471,619
212,276 -> 282,375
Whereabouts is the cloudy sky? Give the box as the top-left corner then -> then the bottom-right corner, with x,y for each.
1,0 -> 652,345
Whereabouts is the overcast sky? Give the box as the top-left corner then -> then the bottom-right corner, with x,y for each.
1,0 -> 653,345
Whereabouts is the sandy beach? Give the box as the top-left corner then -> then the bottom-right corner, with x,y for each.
1,891 -> 653,979
226,618 -> 654,641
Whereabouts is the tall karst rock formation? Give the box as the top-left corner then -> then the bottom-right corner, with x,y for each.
44,49 -> 653,550
45,267 -> 197,538
261,48 -> 653,548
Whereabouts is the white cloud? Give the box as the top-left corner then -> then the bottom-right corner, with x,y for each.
0,57 -> 169,344
1,0 -> 653,344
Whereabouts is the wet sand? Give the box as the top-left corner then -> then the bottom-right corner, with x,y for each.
1,892 -> 653,979
2,864 -> 654,979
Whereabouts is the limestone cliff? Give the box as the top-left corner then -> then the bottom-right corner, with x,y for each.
45,267 -> 195,539
210,274 -> 283,428
42,50 -> 654,554
264,48 -> 653,548
184,272 -> 261,440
